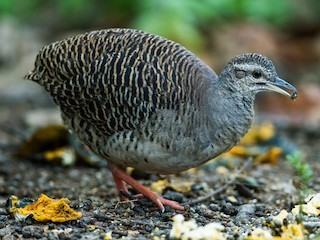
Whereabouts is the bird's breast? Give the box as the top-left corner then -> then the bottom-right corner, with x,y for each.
68,108 -> 220,174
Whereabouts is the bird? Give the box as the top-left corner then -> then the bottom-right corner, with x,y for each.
25,28 -> 297,212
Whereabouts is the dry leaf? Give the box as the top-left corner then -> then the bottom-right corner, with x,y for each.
7,194 -> 82,222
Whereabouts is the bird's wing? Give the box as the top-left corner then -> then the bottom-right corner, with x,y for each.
27,29 -> 210,136
56,53 -> 173,135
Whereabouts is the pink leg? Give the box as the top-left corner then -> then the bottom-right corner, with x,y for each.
108,163 -> 185,212
111,169 -> 130,201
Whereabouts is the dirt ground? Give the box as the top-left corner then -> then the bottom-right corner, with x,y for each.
0,105 -> 319,239
0,23 -> 320,239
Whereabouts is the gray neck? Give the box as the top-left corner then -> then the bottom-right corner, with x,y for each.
203,75 -> 255,152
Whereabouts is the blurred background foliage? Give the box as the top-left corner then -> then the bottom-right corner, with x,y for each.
0,0 -> 320,52
0,1 -> 319,158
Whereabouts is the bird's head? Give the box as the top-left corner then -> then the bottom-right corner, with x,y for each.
220,53 -> 297,100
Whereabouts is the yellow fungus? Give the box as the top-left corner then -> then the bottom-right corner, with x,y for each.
8,194 -> 82,222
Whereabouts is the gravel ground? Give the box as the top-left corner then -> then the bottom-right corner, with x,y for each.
0,101 -> 319,239
0,24 -> 320,240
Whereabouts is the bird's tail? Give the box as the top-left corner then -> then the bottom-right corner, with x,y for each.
24,69 -> 40,82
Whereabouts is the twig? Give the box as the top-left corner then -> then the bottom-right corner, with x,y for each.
186,157 -> 253,206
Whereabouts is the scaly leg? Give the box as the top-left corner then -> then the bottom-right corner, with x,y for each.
108,162 -> 185,212
111,168 -> 130,201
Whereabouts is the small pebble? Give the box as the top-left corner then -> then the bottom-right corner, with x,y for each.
266,216 -> 273,223
200,204 -> 207,210
191,184 -> 204,191
162,191 -> 184,203
0,221 -> 5,229
295,214 -> 303,223
235,204 -> 256,224
273,219 -> 282,227
189,207 -> 196,213
132,205 -> 145,215
304,222 -> 320,229
48,223 -> 55,230
82,199 -> 93,211
74,232 -> 82,238
303,215 -> 310,222
14,226 -> 22,234
22,226 -> 44,238
209,203 -> 221,211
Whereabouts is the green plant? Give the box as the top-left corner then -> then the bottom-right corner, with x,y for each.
286,152 -> 313,184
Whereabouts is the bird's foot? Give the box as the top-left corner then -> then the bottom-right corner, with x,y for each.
119,189 -> 144,201
115,196 -> 138,209
109,163 -> 185,212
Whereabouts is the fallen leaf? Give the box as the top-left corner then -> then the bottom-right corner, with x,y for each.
254,147 -> 282,165
151,179 -> 192,194
240,122 -> 276,145
7,194 -> 82,222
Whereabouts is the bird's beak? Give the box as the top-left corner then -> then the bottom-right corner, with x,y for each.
264,77 -> 298,100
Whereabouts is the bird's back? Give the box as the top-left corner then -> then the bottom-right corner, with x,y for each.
26,29 -> 214,135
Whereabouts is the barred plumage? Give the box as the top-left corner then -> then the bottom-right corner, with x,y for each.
27,29 -> 208,135
26,28 -> 297,211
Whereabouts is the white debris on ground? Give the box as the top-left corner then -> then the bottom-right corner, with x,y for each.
169,214 -> 226,240
273,209 -> 289,224
292,193 -> 320,216
247,228 -> 274,240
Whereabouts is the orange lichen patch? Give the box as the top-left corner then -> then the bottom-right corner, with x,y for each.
224,146 -> 282,165
43,147 -> 76,165
218,122 -> 287,167
151,179 -> 192,194
104,231 -> 113,240
228,146 -> 251,158
151,179 -> 169,194
8,196 -> 19,213
14,125 -> 69,158
170,180 -> 193,193
226,145 -> 282,165
240,122 -> 276,145
8,194 -> 82,222
215,166 -> 230,176
254,147 -> 282,165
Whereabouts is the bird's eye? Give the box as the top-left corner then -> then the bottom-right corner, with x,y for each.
252,70 -> 262,79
